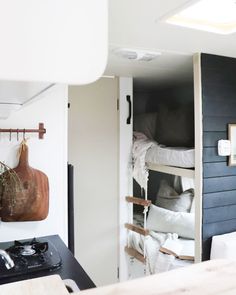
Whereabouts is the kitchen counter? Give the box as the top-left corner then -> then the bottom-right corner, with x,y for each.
0,235 -> 95,291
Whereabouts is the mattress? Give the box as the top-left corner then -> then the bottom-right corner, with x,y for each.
145,144 -> 194,168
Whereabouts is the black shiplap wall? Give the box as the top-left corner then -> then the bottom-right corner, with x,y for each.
202,53 -> 236,260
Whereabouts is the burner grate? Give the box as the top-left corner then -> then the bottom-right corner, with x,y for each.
6,238 -> 48,257
0,237 -> 62,278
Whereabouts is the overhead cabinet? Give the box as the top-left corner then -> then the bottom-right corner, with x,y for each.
0,0 -> 108,85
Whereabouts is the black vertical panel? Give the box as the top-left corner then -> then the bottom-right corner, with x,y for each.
201,53 -> 236,260
68,163 -> 75,255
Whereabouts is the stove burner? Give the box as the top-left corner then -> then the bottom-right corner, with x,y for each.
20,246 -> 36,256
0,237 -> 62,278
6,238 -> 49,257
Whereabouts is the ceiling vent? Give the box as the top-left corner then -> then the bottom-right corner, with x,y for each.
112,48 -> 162,61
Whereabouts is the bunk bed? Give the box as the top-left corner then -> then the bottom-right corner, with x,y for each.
125,130 -> 195,276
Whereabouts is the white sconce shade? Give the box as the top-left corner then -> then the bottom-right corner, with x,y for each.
0,0 -> 108,85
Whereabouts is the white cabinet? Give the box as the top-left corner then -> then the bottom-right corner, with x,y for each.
0,0 -> 108,85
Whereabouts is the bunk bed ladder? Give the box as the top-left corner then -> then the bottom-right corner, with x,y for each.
125,195 -> 151,265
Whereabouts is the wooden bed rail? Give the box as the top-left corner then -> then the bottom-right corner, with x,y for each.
125,223 -> 149,236
126,196 -> 151,207
125,246 -> 146,264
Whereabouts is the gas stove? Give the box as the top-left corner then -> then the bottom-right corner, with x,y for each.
0,238 -> 62,278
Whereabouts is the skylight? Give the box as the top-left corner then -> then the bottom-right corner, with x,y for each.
165,0 -> 236,34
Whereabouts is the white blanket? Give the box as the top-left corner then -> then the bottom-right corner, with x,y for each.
132,132 -> 195,189
128,231 -> 193,274
132,132 -> 155,189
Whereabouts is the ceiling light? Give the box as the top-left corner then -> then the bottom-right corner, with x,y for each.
165,0 -> 236,34
113,48 -> 161,62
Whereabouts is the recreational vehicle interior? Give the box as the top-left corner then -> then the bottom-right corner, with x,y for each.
2,1 -> 236,294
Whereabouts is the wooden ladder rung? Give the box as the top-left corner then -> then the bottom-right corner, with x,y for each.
125,246 -> 146,264
125,223 -> 149,236
126,196 -> 151,207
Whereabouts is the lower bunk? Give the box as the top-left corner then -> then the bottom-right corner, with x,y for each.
125,175 -> 195,277
125,208 -> 194,276
127,127 -> 195,278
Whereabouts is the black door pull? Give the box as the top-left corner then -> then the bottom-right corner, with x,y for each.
126,95 -> 132,125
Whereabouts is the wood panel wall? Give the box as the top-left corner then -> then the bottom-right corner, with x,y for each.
201,53 -> 236,260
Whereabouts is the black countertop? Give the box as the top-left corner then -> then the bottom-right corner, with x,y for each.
0,235 -> 96,290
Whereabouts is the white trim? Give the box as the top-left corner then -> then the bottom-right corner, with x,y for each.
147,163 -> 195,179
119,77 -> 133,282
193,53 -> 203,263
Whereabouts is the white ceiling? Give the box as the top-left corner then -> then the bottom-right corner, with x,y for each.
105,0 -> 236,87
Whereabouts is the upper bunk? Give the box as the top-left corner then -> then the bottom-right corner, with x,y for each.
133,131 -> 195,180
132,82 -> 195,180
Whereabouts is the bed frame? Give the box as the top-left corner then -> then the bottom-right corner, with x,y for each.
147,163 -> 195,179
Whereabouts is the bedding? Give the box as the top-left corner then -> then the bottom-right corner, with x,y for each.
132,132 -> 155,189
145,144 -> 194,168
128,230 -> 194,274
156,180 -> 194,213
156,190 -> 194,213
132,132 -> 194,189
146,204 -> 194,239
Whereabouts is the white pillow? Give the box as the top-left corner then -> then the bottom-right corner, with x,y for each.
147,204 -> 194,239
156,189 -> 194,213
156,180 -> 194,213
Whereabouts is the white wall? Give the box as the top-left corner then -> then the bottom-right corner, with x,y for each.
0,84 -> 68,244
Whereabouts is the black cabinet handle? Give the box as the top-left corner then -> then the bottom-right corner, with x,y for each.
126,95 -> 132,125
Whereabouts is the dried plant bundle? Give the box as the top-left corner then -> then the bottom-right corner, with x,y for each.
0,161 -> 23,216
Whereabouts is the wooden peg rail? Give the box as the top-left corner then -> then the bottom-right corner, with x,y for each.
0,123 -> 46,139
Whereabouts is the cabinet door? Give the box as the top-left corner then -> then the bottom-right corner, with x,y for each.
118,77 -> 133,281
68,78 -> 119,286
